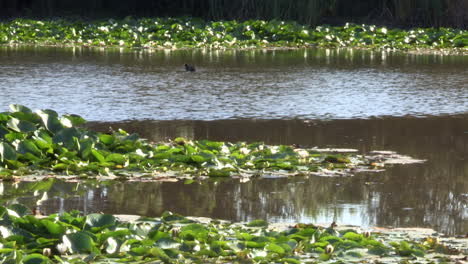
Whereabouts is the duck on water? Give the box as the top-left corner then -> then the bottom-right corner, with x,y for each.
184,64 -> 196,72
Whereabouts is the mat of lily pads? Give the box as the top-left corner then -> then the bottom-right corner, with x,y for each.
0,104 -> 424,181
0,204 -> 466,263
0,18 -> 466,51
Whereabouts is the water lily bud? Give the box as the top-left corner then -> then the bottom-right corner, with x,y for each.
364,231 -> 371,238
43,248 -> 52,257
325,244 -> 334,254
172,227 -> 180,237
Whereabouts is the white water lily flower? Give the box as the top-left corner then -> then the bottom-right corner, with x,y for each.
294,149 -> 309,158
56,242 -> 68,255
36,192 -> 48,206
193,244 -> 201,252
118,40 -> 125,46
239,147 -> 250,155
98,26 -> 109,32
221,145 -> 230,154
135,149 -> 146,157
381,27 -> 387,34
270,146 -> 279,154
77,161 -> 88,167
0,226 -> 11,237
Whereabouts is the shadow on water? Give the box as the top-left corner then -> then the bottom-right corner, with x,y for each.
2,116 -> 467,235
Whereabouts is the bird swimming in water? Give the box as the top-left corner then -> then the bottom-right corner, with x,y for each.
184,64 -> 196,72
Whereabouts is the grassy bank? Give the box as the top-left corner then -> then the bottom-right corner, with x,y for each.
0,18 -> 466,51
0,204 -> 466,263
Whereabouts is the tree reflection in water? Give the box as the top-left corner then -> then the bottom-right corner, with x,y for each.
2,115 -> 466,235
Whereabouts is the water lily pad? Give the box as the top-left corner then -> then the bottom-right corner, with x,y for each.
62,231 -> 95,254
7,118 -> 36,133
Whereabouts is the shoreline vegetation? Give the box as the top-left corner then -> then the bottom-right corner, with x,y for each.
0,105 -> 424,181
0,205 -> 466,263
0,18 -> 466,54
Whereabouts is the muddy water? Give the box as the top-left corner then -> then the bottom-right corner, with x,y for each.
0,47 -> 467,235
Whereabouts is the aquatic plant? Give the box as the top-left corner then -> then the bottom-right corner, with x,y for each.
0,204 -> 465,263
0,104 -> 417,180
0,18 -> 466,51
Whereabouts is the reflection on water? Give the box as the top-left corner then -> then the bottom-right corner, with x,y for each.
3,116 -> 467,235
0,46 -> 466,121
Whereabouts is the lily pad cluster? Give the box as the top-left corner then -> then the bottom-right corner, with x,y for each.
0,104 -> 386,179
0,205 -> 466,263
0,18 -> 466,50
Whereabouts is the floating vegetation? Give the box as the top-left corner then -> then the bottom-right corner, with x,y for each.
0,105 -> 424,181
0,205 -> 466,263
0,18 -> 466,51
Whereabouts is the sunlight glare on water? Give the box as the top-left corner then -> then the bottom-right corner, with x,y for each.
0,47 -> 466,121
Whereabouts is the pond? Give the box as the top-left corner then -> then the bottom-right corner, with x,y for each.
1,46 -> 467,121
0,47 -> 467,236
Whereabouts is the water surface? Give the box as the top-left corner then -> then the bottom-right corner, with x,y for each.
2,116 -> 467,235
0,47 -> 466,120
0,47 -> 466,236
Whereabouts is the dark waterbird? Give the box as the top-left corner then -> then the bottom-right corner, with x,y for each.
184,64 -> 196,72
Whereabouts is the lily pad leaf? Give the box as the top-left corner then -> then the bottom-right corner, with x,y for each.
91,149 -> 106,163
42,220 -> 66,236
22,253 -> 51,264
53,127 -> 80,148
8,204 -> 31,217
62,114 -> 86,127
265,243 -> 285,254
180,224 -> 209,241
9,104 -> 32,114
155,238 -> 180,249
37,110 -> 63,134
85,214 -> 116,229
62,231 -> 95,254
7,118 -> 36,133
16,140 -> 41,156
247,219 -> 268,227
99,134 -> 115,145
0,142 -> 17,161
105,153 -> 126,165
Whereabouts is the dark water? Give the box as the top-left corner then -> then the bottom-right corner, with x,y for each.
0,46 -> 467,120
0,47 -> 467,235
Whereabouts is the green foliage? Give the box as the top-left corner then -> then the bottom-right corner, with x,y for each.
0,204 -> 462,263
0,104 -> 394,179
0,18 -> 465,51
